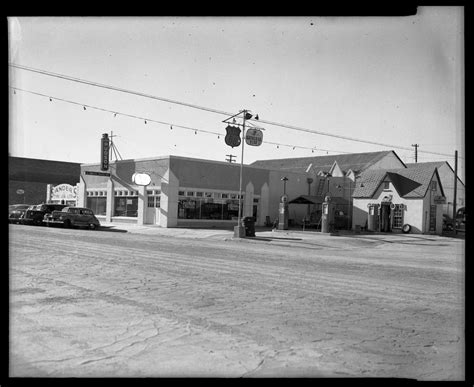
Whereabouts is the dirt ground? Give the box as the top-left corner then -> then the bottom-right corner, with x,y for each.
9,224 -> 465,379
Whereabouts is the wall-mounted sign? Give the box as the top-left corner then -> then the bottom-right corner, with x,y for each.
16,189 -> 25,195
132,172 -> 151,186
85,171 -> 111,177
245,128 -> 263,146
433,195 -> 446,204
51,184 -> 77,201
225,125 -> 241,148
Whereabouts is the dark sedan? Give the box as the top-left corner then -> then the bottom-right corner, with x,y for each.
21,203 -> 67,226
9,204 -> 33,224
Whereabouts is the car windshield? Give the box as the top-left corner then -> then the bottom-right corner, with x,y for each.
9,204 -> 30,211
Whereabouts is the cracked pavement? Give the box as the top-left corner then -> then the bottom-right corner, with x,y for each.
9,224 -> 464,379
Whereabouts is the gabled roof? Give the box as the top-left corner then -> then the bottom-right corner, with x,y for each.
406,161 -> 465,186
250,151 -> 397,174
352,164 -> 444,199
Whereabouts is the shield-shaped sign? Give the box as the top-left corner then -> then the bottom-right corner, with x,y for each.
225,125 -> 241,148
245,128 -> 263,146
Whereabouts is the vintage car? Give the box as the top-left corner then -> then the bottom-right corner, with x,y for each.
21,203 -> 67,226
9,204 -> 33,224
454,207 -> 465,234
43,206 -> 101,230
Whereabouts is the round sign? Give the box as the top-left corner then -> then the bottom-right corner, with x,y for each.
16,189 -> 25,195
132,172 -> 151,186
280,194 -> 288,203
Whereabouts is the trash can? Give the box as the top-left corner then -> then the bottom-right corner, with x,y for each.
242,216 -> 256,237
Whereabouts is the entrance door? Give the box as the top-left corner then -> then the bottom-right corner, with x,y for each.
380,202 -> 391,232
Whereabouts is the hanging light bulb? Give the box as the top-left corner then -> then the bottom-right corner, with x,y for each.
277,145 -> 279,149
13,89 -> 16,94
195,130 -> 197,135
255,114 -> 259,120
145,120 -> 147,124
218,135 -> 220,139
312,149 -> 314,153
293,146 -> 296,150
49,97 -> 52,102
170,125 -> 173,130
232,118 -> 236,124
114,113 -> 117,117
83,106 -> 86,110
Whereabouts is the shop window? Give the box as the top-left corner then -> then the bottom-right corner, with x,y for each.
86,197 -> 107,216
205,192 -> 213,198
178,198 -> 242,220
196,192 -> 203,197
221,193 -> 229,199
392,204 -> 404,229
114,197 -> 138,217
186,191 -> 195,197
178,190 -> 185,196
147,195 -> 161,208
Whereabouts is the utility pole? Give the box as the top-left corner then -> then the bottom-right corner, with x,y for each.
412,144 -> 419,163
226,154 -> 236,163
453,150 -> 458,225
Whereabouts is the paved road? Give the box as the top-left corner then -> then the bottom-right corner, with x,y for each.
9,224 -> 464,379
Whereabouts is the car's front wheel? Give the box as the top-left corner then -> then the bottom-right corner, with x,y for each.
89,223 -> 97,230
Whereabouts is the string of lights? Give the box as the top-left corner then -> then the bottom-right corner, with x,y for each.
11,86 -> 349,155
9,63 -> 461,159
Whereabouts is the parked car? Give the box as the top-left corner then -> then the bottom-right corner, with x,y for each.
21,203 -> 67,226
455,207 -> 465,234
443,214 -> 454,231
9,204 -> 33,224
43,206 -> 101,230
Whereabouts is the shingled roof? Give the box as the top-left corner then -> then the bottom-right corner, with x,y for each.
250,151 -> 398,174
352,163 -> 444,199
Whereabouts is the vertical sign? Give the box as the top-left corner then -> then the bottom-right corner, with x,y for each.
101,133 -> 110,171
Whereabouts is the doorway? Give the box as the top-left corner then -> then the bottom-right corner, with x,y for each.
380,202 -> 391,232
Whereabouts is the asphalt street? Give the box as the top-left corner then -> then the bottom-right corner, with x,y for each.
9,224 -> 465,379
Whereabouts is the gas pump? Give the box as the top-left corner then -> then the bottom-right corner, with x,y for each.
367,203 -> 380,231
278,194 -> 289,230
321,195 -> 334,233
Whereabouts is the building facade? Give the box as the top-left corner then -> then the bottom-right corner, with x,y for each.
77,155 -> 314,228
352,165 -> 446,234
406,161 -> 465,217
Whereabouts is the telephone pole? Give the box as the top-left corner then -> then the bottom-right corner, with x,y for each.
453,150 -> 458,224
226,154 -> 236,163
411,144 -> 419,163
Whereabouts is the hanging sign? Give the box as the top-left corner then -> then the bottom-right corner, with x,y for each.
225,125 -> 241,148
245,128 -> 263,146
132,172 -> 151,186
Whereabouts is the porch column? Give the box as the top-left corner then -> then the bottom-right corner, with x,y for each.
136,185 -> 146,225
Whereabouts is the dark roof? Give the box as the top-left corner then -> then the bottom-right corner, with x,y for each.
288,195 -> 350,205
250,151 -> 397,174
352,163 -> 442,199
9,156 -> 81,185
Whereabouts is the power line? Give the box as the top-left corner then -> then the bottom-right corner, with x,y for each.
10,63 -> 461,159
11,86 -> 348,155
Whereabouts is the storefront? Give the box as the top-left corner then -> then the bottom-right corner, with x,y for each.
77,155 -> 312,228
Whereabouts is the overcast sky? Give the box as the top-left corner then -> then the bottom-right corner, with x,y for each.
8,9 -> 464,179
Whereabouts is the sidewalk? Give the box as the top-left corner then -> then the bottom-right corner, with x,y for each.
97,222 -> 461,246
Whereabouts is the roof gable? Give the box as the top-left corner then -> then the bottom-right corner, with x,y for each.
250,151 -> 395,173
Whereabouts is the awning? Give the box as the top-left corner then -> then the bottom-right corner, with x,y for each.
288,195 -> 350,205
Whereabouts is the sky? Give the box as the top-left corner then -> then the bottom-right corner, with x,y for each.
8,9 -> 465,180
